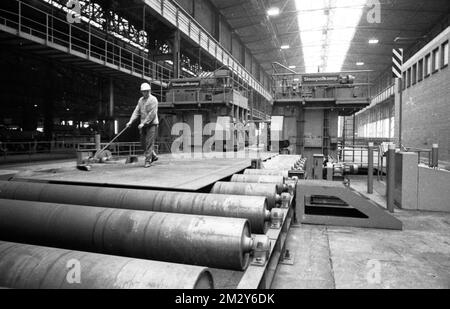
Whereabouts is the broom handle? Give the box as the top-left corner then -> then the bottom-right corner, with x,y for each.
94,127 -> 128,159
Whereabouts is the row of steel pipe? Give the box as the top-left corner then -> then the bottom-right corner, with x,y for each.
0,180 -> 270,233
0,199 -> 254,270
211,157 -> 303,209
0,241 -> 213,289
293,157 -> 307,171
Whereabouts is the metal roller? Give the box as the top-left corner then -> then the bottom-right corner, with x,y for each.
230,174 -> 287,194
211,182 -> 281,210
263,155 -> 302,170
0,199 -> 254,270
0,181 -> 270,233
0,241 -> 213,289
244,169 -> 289,178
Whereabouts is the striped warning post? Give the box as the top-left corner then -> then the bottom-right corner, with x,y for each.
392,48 -> 403,79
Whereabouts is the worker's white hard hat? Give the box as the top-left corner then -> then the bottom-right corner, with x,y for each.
140,83 -> 151,91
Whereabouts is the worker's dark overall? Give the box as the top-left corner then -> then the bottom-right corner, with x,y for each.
140,124 -> 158,163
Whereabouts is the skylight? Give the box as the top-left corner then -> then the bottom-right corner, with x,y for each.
295,0 -> 367,73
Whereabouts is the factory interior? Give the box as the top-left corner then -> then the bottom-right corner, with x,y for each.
0,0 -> 449,291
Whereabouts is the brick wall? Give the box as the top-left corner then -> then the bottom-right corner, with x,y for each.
400,27 -> 450,162
401,67 -> 450,161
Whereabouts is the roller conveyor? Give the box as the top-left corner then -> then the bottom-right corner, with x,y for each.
0,155 -> 299,289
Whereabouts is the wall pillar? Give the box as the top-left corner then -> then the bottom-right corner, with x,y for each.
108,78 -> 115,138
173,29 -> 181,79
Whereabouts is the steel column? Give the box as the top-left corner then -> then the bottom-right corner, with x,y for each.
386,144 -> 396,213
368,142 -> 374,194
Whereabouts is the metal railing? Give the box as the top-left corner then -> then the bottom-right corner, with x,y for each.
370,83 -> 395,105
355,82 -> 396,119
0,140 -> 87,157
144,0 -> 272,101
404,147 -> 433,166
0,0 -> 172,86
338,144 -> 390,181
339,145 -> 382,167
76,142 -> 143,157
251,109 -> 270,121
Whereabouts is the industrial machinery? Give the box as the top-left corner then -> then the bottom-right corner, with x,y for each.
0,241 -> 214,289
164,69 -> 248,108
271,70 -> 371,164
275,73 -> 358,101
158,69 -> 252,153
312,153 -> 359,181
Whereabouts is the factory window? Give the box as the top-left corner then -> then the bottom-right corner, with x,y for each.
424,54 -> 431,77
412,64 -> 417,85
418,59 -> 423,82
432,48 -> 439,73
442,41 -> 449,68
407,68 -> 411,88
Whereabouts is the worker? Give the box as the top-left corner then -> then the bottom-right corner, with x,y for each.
126,82 -> 159,168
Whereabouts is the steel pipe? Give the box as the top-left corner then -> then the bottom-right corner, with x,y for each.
0,181 -> 270,233
243,169 -> 289,178
0,241 -> 213,289
230,175 -> 286,194
211,182 -> 281,210
368,142 -> 374,194
0,199 -> 253,270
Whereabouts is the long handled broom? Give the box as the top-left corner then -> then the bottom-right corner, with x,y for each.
77,127 -> 129,171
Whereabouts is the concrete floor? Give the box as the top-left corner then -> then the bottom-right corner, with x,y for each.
272,176 -> 450,289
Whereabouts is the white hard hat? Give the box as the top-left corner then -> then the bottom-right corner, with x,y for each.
140,83 -> 151,91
